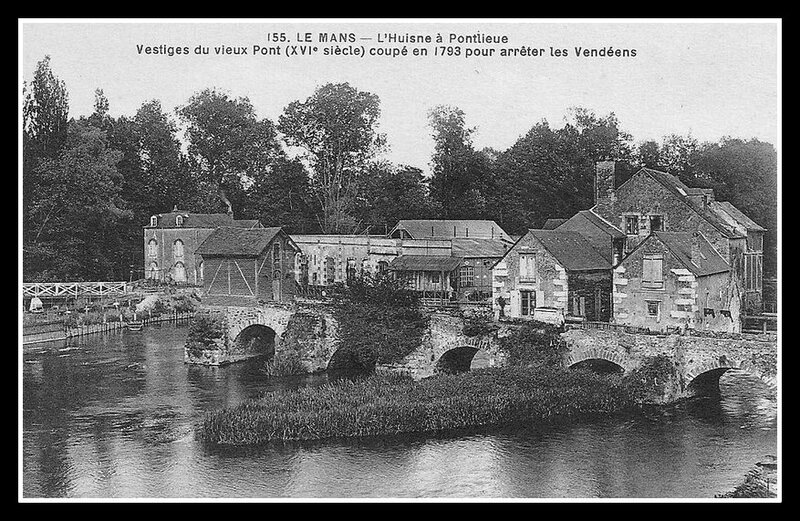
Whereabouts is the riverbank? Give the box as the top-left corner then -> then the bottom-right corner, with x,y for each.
716,457 -> 778,498
200,364 -> 638,446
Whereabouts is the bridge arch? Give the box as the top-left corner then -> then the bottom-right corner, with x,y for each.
685,357 -> 776,397
436,345 -> 481,374
232,324 -> 276,359
566,347 -> 631,373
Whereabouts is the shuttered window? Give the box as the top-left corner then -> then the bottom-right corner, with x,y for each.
519,254 -> 536,282
642,255 -> 664,289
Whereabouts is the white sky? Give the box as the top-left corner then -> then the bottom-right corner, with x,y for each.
20,19 -> 780,174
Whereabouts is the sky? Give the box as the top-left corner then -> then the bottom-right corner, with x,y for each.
20,19 -> 780,174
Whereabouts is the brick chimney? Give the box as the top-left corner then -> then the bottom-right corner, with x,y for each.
594,161 -> 617,218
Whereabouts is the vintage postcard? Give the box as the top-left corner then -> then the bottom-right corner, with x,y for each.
19,18 -> 781,502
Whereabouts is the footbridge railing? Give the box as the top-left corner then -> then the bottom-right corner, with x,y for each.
22,281 -> 131,298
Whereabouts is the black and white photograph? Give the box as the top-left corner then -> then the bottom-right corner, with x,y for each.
19,18 -> 781,501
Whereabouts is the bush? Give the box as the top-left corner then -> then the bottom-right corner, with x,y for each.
185,314 -> 224,358
498,321 -> 565,367
620,354 -> 677,402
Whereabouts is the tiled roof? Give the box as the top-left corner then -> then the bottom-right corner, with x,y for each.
147,211 -> 261,229
575,210 -> 626,238
713,201 -> 766,232
196,227 -> 284,256
389,220 -> 512,241
451,238 -> 510,258
542,218 -> 568,230
639,168 -> 745,239
388,255 -> 463,272
653,231 -> 730,277
528,229 -> 611,271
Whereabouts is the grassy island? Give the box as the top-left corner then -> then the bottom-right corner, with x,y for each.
200,364 -> 639,446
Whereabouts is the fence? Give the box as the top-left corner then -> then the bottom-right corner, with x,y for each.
23,281 -> 130,299
23,311 -> 195,345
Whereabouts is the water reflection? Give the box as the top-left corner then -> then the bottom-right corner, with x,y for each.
22,326 -> 777,498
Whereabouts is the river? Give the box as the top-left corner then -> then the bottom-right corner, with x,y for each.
21,324 -> 778,499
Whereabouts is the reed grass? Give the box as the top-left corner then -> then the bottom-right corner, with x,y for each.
201,365 -> 637,446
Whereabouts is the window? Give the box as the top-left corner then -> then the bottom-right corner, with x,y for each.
173,239 -> 184,259
273,270 -> 282,280
649,215 -> 664,232
346,258 -> 356,283
519,254 -> 536,282
571,296 -> 586,317
646,300 -> 661,319
459,265 -> 475,287
625,215 -> 639,236
520,290 -> 535,316
148,262 -> 159,279
150,215 -> 158,227
173,262 -> 186,282
148,239 -> 158,258
273,243 -> 281,268
642,255 -> 664,289
744,252 -> 763,292
175,215 -> 184,226
430,272 -> 441,284
377,261 -> 389,274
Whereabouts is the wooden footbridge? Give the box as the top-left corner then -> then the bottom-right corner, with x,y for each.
22,281 -> 132,299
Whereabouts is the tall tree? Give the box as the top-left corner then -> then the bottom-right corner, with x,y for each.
177,89 -> 284,216
23,56 -> 70,163
23,119 -> 125,281
245,158 -> 318,233
427,105 -> 491,219
278,82 -> 386,233
353,162 -> 441,232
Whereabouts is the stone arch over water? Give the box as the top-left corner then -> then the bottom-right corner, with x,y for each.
435,345 -> 481,374
685,357 -> 777,397
232,324 -> 276,359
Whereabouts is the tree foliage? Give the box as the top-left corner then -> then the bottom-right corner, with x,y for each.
278,82 -> 385,233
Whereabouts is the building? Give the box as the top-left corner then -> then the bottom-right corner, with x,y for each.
143,207 -> 261,284
388,219 -> 513,242
492,229 -> 613,324
291,221 -> 513,303
613,231 -> 737,333
591,161 -> 765,311
195,226 -> 301,305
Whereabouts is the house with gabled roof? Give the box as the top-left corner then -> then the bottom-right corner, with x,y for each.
388,219 -> 513,243
491,229 -> 613,324
195,226 -> 301,305
591,161 -> 765,311
554,209 -> 626,267
143,206 -> 261,285
613,231 -> 739,333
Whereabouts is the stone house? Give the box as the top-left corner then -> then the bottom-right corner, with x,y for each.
613,231 -> 738,333
195,227 -> 301,305
591,161 -> 765,311
491,229 -> 613,324
143,207 -> 260,285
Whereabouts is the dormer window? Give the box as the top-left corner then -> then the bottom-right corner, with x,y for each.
176,215 -> 184,226
150,215 -> 158,227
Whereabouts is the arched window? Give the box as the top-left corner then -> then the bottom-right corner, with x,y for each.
173,262 -> 186,282
273,270 -> 282,280
150,215 -> 158,227
176,215 -> 184,226
148,262 -> 159,279
148,239 -> 158,258
198,261 -> 204,282
173,239 -> 184,259
273,242 -> 281,263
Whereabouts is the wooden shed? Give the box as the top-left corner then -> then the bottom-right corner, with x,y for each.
196,226 -> 301,304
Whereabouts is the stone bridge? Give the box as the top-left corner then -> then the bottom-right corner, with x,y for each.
184,300 -> 340,371
561,327 -> 778,403
185,302 -> 503,379
376,312 -> 505,379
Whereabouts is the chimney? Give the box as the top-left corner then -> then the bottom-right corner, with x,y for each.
594,161 -> 617,218
691,232 -> 703,265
